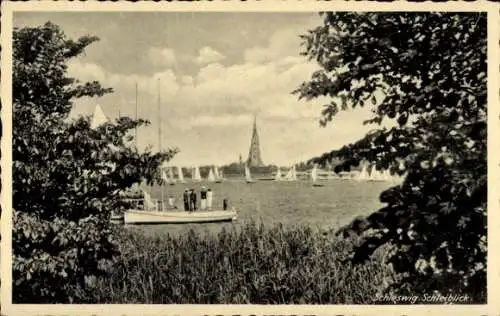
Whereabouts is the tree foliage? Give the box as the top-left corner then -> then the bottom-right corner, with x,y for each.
12,22 -> 177,303
294,12 -> 486,301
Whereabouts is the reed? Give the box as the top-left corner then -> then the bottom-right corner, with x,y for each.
80,220 -> 393,304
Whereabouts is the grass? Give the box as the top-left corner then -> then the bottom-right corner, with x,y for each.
81,220 -> 394,304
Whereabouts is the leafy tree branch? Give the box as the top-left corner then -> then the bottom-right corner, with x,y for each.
295,12 -> 486,301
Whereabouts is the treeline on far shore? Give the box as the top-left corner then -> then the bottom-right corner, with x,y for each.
190,159 -> 356,178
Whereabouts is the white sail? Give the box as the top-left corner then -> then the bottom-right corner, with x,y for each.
245,165 -> 252,182
177,166 -> 185,182
192,166 -> 202,181
383,169 -> 392,182
207,168 -> 216,182
91,104 -> 109,129
311,165 -> 318,182
142,190 -> 157,211
285,165 -> 297,181
161,170 -> 169,182
357,165 -> 369,181
275,167 -> 282,181
168,167 -> 175,183
214,167 -> 220,180
219,168 -> 224,180
369,165 -> 378,181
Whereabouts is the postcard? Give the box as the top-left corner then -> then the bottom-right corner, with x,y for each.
1,1 -> 499,316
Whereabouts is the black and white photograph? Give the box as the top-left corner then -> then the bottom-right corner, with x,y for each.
0,1 -> 498,314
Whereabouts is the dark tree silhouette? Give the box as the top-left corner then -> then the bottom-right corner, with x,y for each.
12,22 -> 177,303
294,12 -> 486,301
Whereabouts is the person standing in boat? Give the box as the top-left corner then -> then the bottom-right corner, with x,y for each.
190,188 -> 197,211
183,189 -> 190,211
200,186 -> 207,211
207,188 -> 213,211
168,194 -> 175,209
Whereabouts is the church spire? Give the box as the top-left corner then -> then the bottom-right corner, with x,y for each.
247,114 -> 264,167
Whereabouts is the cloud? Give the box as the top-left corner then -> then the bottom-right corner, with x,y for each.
243,27 -> 305,64
148,47 -> 177,67
189,114 -> 253,127
67,60 -> 179,99
188,54 -> 321,119
195,46 -> 226,65
67,22 -> 319,123
67,61 -> 107,83
68,20 -> 388,166
181,75 -> 194,86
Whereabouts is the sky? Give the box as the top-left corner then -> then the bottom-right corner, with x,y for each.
14,12 -> 384,167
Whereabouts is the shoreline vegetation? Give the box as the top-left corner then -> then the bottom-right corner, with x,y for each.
74,220 -> 483,304
77,220 -> 394,304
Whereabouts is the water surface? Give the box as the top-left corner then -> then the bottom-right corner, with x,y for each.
126,179 -> 393,237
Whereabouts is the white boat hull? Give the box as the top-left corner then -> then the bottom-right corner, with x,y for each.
110,214 -> 124,223
124,209 -> 238,224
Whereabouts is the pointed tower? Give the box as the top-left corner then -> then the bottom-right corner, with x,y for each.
247,115 -> 264,167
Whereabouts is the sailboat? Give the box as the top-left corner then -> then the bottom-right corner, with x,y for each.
311,165 -> 324,187
368,165 -> 385,182
124,207 -> 238,224
382,169 -> 392,182
214,166 -> 223,183
161,169 -> 169,184
125,173 -> 238,223
90,104 -> 109,129
124,78 -> 237,224
356,164 -> 370,181
275,167 -> 282,181
207,168 -> 216,182
285,165 -> 297,181
124,173 -> 238,224
245,165 -> 255,183
192,166 -> 202,182
177,166 -> 186,183
168,167 -> 176,186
